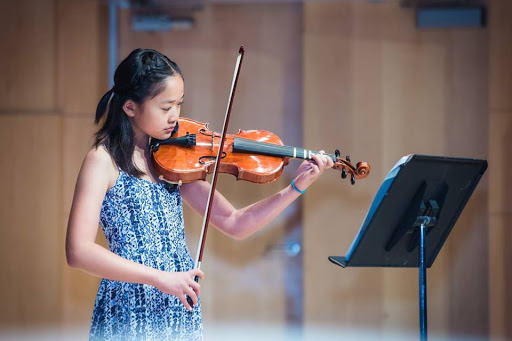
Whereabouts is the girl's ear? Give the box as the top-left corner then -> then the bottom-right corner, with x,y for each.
123,100 -> 138,118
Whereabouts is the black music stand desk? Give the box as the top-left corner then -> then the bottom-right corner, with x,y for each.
329,154 -> 487,341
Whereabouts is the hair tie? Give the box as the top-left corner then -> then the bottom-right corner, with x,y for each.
106,88 -> 115,102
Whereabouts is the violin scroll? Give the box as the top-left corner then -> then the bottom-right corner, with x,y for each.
331,150 -> 370,185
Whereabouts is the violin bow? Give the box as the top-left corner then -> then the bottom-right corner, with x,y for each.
187,46 -> 245,306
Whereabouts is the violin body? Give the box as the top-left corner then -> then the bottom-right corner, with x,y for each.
152,118 -> 289,184
151,117 -> 370,185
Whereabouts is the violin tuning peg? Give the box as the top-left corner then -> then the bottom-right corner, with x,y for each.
351,174 -> 355,185
346,155 -> 351,162
341,167 -> 347,179
335,149 -> 340,158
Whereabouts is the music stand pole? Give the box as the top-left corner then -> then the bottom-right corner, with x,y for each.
419,222 -> 428,341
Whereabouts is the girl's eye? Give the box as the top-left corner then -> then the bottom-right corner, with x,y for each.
162,102 -> 183,111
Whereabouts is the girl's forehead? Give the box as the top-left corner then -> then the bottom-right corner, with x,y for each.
154,75 -> 184,102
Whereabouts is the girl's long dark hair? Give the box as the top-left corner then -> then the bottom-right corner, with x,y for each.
94,48 -> 182,177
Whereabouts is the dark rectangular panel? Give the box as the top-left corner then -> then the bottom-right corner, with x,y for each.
416,7 -> 485,28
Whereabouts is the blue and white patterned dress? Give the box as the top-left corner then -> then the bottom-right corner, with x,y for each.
89,170 -> 202,340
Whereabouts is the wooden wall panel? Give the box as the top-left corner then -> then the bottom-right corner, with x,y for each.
0,114 -> 62,325
0,0 -> 105,331
57,0 -> 107,327
0,0 -> 57,112
489,113 -> 512,214
303,2 -> 488,339
302,4 -> 386,331
57,0 -> 106,115
441,29 -> 489,338
489,0 -> 512,339
0,0 -> 62,329
489,0 -> 512,111
489,214 -> 512,339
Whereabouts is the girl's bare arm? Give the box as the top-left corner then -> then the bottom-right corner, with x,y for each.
181,153 -> 333,240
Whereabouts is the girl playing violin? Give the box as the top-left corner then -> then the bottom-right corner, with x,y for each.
65,48 -> 333,340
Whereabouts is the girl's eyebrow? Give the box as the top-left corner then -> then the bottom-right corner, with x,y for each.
161,95 -> 184,104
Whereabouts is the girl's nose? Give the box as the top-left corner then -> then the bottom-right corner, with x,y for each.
168,113 -> 178,124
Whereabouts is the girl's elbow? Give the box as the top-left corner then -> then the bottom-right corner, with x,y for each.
66,244 -> 85,268
230,231 -> 247,241
217,221 -> 248,241
66,248 -> 79,268
224,223 -> 252,241
215,211 -> 245,240
66,250 -> 78,268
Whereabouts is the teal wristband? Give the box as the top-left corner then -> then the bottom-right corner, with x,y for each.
291,179 -> 306,194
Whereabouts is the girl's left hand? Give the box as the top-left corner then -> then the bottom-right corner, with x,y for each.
292,151 -> 334,192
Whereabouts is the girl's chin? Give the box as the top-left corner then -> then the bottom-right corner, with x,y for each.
152,132 -> 172,140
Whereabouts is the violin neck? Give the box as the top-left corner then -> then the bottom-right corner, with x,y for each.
233,138 -> 335,162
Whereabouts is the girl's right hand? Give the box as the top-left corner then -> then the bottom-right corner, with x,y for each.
153,268 -> 204,310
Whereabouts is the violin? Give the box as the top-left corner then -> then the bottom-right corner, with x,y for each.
150,117 -> 370,185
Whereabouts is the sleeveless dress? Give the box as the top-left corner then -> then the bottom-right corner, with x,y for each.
89,170 -> 202,341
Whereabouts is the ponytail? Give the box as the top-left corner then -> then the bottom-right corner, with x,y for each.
95,89 -> 114,124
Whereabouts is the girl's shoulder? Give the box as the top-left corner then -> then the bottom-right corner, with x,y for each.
85,145 -> 117,168
81,146 -> 119,191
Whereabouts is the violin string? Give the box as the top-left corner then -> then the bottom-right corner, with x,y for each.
239,140 -> 335,159
232,138 -> 356,172
235,138 -> 337,160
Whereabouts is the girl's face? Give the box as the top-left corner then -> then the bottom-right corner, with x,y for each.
125,75 -> 184,140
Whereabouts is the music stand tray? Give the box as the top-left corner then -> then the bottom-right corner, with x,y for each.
329,154 -> 487,340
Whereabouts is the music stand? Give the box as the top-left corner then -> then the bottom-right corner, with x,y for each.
329,154 -> 487,341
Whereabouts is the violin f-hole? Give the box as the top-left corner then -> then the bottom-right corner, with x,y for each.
198,152 -> 227,165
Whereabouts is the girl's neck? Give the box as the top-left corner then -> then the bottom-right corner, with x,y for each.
132,131 -> 159,180
132,126 -> 150,151
133,138 -> 151,168
130,122 -> 161,180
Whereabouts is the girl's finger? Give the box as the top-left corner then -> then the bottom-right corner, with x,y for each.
312,153 -> 326,168
325,155 -> 334,168
315,153 -> 332,171
184,286 -> 198,306
188,280 -> 201,296
310,163 -> 320,175
178,294 -> 193,311
190,269 -> 204,280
